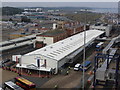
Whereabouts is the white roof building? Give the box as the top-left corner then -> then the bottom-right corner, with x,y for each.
16,30 -> 104,74
25,30 -> 104,60
90,24 -> 112,37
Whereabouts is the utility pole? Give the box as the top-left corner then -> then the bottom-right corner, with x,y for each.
82,9 -> 87,90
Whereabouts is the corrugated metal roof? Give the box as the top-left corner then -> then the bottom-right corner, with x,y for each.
0,40 -> 35,52
0,34 -> 36,46
25,30 -> 104,61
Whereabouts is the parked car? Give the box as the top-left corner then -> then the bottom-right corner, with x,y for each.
74,63 -> 81,71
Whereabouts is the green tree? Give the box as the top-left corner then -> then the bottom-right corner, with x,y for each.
2,7 -> 23,15
9,18 -> 13,21
21,16 -> 31,22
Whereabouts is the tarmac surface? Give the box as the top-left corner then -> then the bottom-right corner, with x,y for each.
40,70 -> 83,88
0,68 -> 18,85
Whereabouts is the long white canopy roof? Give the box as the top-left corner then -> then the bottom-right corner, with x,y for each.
25,30 -> 104,61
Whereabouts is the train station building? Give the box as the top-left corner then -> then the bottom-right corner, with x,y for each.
14,30 -> 104,74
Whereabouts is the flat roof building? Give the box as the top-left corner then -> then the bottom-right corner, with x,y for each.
90,23 -> 112,37
15,30 -> 104,74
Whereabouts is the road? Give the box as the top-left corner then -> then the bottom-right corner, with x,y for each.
40,70 -> 82,88
0,68 -> 18,85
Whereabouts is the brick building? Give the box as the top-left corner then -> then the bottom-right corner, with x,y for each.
35,21 -> 84,48
65,25 -> 84,36
35,29 -> 67,48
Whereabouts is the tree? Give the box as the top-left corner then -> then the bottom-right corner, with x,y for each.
2,7 -> 23,15
21,16 -> 31,22
9,18 -> 13,21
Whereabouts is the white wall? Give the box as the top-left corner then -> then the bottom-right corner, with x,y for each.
12,55 -> 22,62
90,25 -> 112,37
105,25 -> 112,37
21,54 -> 58,73
21,55 -> 37,65
36,36 -> 54,45
44,37 -> 54,45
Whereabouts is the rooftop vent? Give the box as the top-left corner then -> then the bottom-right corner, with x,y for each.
61,42 -> 64,44
44,49 -> 46,51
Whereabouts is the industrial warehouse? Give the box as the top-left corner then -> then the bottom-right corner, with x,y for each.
1,3 -> 120,89
13,30 -> 104,74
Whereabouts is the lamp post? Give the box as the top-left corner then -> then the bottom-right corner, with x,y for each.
82,9 -> 87,90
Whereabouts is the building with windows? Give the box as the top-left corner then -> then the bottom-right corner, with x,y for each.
36,29 -> 67,46
35,22 -> 84,48
90,23 -> 112,37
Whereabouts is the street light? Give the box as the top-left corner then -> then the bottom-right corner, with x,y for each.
82,9 -> 87,90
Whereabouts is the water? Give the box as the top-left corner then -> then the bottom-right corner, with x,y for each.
92,8 -> 118,13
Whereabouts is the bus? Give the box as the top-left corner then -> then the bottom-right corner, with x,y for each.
4,81 -> 24,90
80,61 -> 91,71
15,77 -> 36,90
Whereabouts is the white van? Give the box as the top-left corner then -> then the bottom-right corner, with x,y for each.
74,63 -> 81,71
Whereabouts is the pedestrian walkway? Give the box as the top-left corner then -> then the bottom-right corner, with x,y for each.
2,67 -> 51,78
